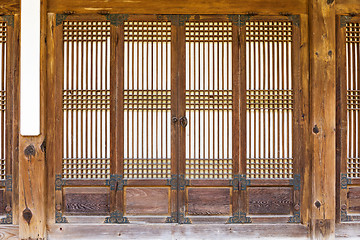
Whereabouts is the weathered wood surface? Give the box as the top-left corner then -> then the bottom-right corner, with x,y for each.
187,188 -> 231,216
0,225 -> 18,239
64,187 -> 110,215
248,187 -> 293,215
0,0 -> 19,14
125,187 -> 169,215
47,0 -> 307,14
336,223 -> 360,239
347,187 -> 360,213
309,0 -> 336,239
19,137 -> 46,239
336,0 -> 360,14
48,224 -> 309,240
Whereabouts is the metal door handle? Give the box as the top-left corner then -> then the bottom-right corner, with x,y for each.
180,116 -> 188,128
172,117 -> 178,124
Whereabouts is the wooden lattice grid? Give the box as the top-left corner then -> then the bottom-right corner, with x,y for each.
346,22 -> 360,178
62,20 -> 111,179
0,21 -> 6,181
123,20 -> 172,179
185,20 -> 233,179
246,20 -> 294,179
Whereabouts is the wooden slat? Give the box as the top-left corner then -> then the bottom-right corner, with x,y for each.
309,0 -> 336,238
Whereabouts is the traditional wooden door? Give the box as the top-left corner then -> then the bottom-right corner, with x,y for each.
338,15 -> 360,222
52,13 -> 302,224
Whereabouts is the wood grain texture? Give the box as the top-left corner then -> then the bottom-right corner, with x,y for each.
64,187 -> 110,215
347,187 -> 360,213
309,0 -> 336,238
0,189 -> 5,214
0,0 -> 19,14
336,0 -> 360,14
0,226 -> 18,239
48,223 -> 309,240
187,188 -> 231,216
125,187 -> 169,215
47,0 -> 307,14
248,187 -> 293,215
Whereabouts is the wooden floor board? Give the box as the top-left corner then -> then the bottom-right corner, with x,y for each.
48,224 -> 308,240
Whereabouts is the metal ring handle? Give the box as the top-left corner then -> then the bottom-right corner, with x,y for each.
180,116 -> 188,128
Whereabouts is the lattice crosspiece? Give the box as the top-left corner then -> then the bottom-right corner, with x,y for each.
0,21 -> 6,181
246,20 -> 294,179
185,20 -> 233,179
123,20 -> 172,179
346,22 -> 360,178
62,20 -> 111,179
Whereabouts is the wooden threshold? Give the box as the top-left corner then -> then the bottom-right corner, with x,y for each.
336,223 -> 360,239
48,224 -> 308,240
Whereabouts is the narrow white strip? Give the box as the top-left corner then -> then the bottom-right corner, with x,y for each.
20,0 -> 41,135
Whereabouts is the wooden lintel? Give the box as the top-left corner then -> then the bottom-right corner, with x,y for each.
309,0 -> 336,239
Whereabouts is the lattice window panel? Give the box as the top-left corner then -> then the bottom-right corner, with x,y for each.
0,21 -> 6,180
123,21 -> 172,179
246,20 -> 293,179
346,22 -> 360,178
62,21 -> 111,179
185,21 -> 233,179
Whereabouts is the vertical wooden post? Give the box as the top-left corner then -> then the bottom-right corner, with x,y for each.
309,0 -> 336,239
19,0 -> 47,238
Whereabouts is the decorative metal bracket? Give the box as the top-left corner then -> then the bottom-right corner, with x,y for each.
290,174 -> 301,191
227,211 -> 251,224
340,15 -> 353,28
287,15 -> 300,27
55,210 -> 68,223
288,211 -> 301,223
230,174 -> 250,191
3,15 -> 14,28
341,209 -> 353,222
0,212 -> 12,224
106,174 -> 127,191
0,175 -> 12,192
166,212 -> 192,224
166,174 -> 189,190
158,15 -> 191,26
105,14 -> 129,26
227,14 -> 252,27
56,13 -> 72,26
341,173 -> 351,189
55,174 -> 66,191
104,210 -> 129,224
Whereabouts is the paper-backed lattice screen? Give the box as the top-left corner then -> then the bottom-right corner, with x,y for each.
62,21 -> 111,179
123,21 -> 172,179
246,20 -> 293,179
185,21 -> 233,179
346,22 -> 360,178
0,21 -> 6,181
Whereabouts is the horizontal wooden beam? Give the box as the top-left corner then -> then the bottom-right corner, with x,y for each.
48,224 -> 309,239
47,0 -> 308,14
0,0 -> 20,14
